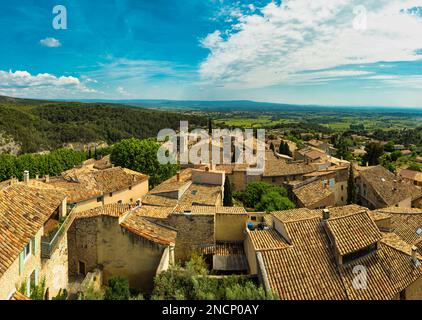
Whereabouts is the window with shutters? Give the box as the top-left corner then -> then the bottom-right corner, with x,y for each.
23,239 -> 32,261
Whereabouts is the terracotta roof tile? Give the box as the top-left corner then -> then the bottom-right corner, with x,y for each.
174,205 -> 246,215
0,183 -> 66,278
293,180 -> 334,207
359,165 -> 421,206
325,211 -> 382,256
178,184 -> 222,207
76,203 -> 132,219
201,242 -> 245,256
257,211 -> 422,300
261,218 -> 348,300
48,166 -> 147,203
263,160 -> 315,177
248,228 -> 289,251
121,211 -> 177,246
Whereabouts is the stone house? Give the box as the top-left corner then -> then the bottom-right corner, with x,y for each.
46,166 -> 149,213
399,169 -> 422,187
0,176 -> 70,300
244,205 -> 422,300
67,203 -> 177,292
354,165 -> 421,209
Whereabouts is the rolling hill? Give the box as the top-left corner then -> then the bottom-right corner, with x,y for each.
0,95 -> 207,154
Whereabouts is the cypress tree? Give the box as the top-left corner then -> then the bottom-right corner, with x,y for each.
208,118 -> 212,135
223,176 -> 234,206
347,165 -> 356,204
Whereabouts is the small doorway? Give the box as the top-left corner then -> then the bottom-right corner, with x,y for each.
78,261 -> 86,276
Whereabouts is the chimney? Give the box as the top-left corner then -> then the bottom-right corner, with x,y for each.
45,175 -> 50,183
322,208 -> 330,220
35,174 -> 39,180
177,171 -> 181,182
23,171 -> 29,184
366,161 -> 369,167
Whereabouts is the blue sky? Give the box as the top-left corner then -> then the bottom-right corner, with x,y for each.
1,0 -> 422,107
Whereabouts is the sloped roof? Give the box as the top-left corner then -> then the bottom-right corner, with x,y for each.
248,229 -> 289,251
75,203 -> 177,246
48,166 -> 148,203
260,217 -> 348,300
174,205 -> 246,215
293,180 -> 334,207
0,183 -> 66,278
256,210 -> 422,300
376,207 -> 422,248
399,169 -> 422,182
263,160 -> 316,177
76,203 -> 132,219
359,165 -> 420,206
178,183 -> 222,207
148,168 -> 192,195
325,211 -> 383,256
120,210 -> 177,246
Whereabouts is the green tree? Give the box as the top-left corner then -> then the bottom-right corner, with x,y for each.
223,176 -> 234,206
52,289 -> 68,300
347,165 -> 356,204
363,143 -> 384,166
384,141 -> 395,152
111,138 -> 179,187
279,141 -> 292,157
235,182 -> 290,210
408,163 -> 422,172
104,277 -> 131,300
335,137 -> 353,161
77,285 -> 104,300
256,191 -> 295,212
151,254 -> 278,300
390,150 -> 402,162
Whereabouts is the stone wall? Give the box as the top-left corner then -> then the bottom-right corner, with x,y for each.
215,213 -> 248,242
166,213 -> 215,262
0,229 -> 43,299
67,215 -> 166,292
42,234 -> 69,299
68,217 -> 98,276
404,274 -> 422,299
97,216 -> 165,291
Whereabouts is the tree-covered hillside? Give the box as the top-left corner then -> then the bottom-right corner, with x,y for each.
0,96 -> 207,153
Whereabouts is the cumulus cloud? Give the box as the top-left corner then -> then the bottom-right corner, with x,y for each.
200,0 -> 422,89
0,70 -> 96,97
40,37 -> 61,47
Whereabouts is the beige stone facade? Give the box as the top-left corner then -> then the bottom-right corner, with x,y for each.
68,215 -> 169,292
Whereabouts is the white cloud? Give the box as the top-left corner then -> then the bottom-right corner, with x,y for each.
0,70 -> 96,98
116,86 -> 130,96
40,37 -> 61,48
200,0 -> 422,89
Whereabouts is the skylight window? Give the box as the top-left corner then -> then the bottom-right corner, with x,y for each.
416,227 -> 422,236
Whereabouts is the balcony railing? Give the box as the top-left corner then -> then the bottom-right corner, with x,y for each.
41,206 -> 77,259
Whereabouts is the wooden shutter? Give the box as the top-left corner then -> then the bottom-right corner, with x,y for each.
33,237 -> 38,256
19,251 -> 24,275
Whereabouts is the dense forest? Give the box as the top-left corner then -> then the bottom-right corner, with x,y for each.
0,95 -> 207,154
369,127 -> 422,146
0,148 -> 87,181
